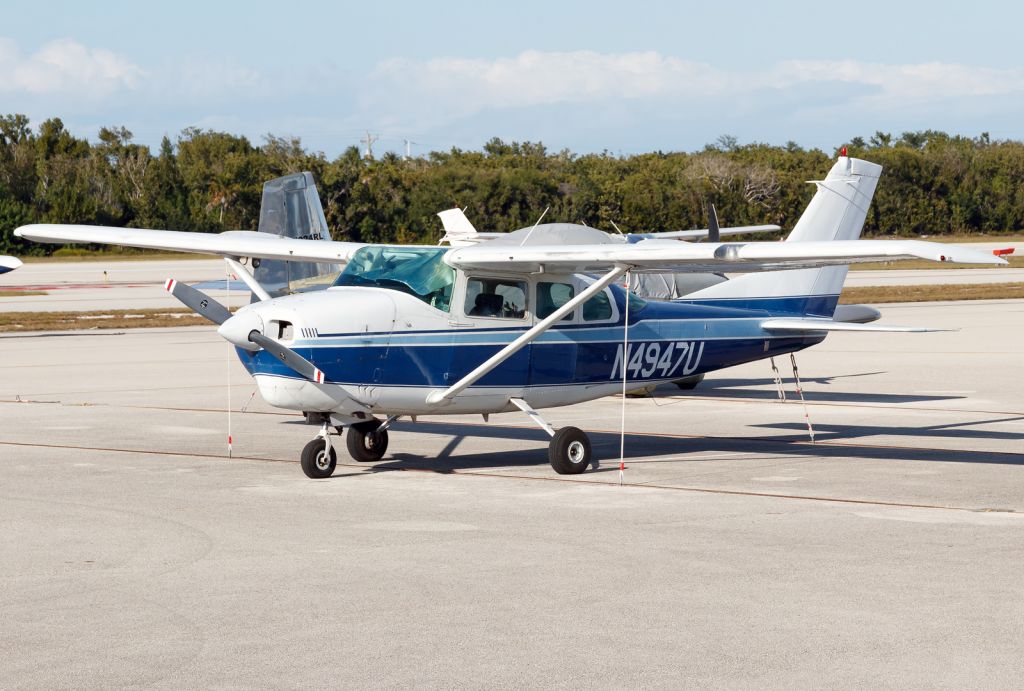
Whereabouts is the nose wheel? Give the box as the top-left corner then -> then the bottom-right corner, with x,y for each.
300,436 -> 337,479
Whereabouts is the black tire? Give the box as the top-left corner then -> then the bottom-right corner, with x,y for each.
300,438 -> 337,479
673,373 -> 705,390
548,426 -> 591,475
346,420 -> 389,462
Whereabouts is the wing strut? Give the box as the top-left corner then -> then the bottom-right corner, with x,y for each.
224,257 -> 272,301
425,265 -> 628,406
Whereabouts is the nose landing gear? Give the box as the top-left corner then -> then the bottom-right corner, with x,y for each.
300,416 -> 399,478
300,424 -> 337,479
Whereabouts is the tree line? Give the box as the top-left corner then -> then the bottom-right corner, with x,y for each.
1,114 -> 1021,255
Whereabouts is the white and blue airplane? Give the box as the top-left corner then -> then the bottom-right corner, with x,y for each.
14,156 -> 1007,478
0,255 -> 22,274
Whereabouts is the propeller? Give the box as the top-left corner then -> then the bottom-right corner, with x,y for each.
164,278 -> 232,325
165,277 -> 325,384
706,202 -> 720,243
246,330 -> 325,384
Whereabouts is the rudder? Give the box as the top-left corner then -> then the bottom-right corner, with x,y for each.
681,155 -> 882,317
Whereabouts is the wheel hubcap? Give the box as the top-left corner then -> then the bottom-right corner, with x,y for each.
567,440 -> 585,463
316,450 -> 330,470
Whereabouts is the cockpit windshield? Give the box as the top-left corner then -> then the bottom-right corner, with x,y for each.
333,246 -> 456,312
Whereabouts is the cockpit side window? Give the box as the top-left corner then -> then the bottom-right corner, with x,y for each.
465,277 -> 528,319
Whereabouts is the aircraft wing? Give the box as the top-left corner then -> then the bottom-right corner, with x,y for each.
13,224 -> 365,264
444,238 -> 1007,273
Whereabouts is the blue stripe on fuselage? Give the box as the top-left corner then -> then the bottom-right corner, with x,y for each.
237,289 -> 829,388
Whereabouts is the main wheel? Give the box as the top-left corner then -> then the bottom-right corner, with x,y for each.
300,438 -> 337,479
346,420 -> 389,462
549,426 -> 592,475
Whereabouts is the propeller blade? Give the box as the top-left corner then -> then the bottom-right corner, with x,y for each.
247,331 -> 326,384
707,202 -> 720,243
164,278 -> 233,325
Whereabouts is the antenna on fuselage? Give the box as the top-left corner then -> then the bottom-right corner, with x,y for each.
518,206 -> 550,246
707,202 -> 721,243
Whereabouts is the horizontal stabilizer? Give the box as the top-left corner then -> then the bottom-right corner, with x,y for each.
0,255 -> 22,274
761,318 -> 944,333
832,304 -> 882,324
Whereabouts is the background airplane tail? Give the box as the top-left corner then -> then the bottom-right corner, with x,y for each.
253,172 -> 341,297
682,155 -> 883,317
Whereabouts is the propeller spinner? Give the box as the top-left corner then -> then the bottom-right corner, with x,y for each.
165,278 -> 325,384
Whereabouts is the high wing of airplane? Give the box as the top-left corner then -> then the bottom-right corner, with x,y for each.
0,255 -> 22,274
13,154 -> 1010,479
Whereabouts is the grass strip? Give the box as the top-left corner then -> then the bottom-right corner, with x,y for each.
0,308 -> 213,332
841,282 -> 1024,304
851,255 -> 1023,271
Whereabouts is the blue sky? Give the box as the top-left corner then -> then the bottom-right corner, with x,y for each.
3,0 -> 1023,156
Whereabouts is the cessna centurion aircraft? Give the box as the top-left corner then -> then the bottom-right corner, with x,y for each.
14,155 -> 1006,478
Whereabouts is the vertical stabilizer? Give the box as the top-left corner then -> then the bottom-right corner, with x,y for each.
253,172 -> 341,297
683,156 -> 882,316
437,208 -> 480,246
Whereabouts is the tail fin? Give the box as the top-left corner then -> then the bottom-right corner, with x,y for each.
683,155 -> 882,317
437,208 -> 479,246
252,172 -> 341,297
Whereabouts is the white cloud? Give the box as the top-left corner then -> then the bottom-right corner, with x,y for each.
359,50 -> 1024,130
771,59 -> 1024,102
364,50 -> 725,121
0,38 -> 143,97
4,40 -> 1024,154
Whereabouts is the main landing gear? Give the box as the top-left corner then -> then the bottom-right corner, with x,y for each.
510,398 -> 593,475
299,417 -> 397,479
346,420 -> 389,463
548,426 -> 592,474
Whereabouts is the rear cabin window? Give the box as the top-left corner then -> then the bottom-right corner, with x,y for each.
583,290 -> 613,321
537,282 -> 575,321
465,278 -> 528,319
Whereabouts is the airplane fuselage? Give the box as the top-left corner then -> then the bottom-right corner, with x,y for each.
233,282 -> 824,418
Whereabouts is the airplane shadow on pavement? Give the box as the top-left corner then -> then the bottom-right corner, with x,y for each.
652,374 -> 966,405
365,417 -> 1024,475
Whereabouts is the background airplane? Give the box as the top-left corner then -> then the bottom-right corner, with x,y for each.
0,255 -> 22,274
13,155 -> 1007,478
